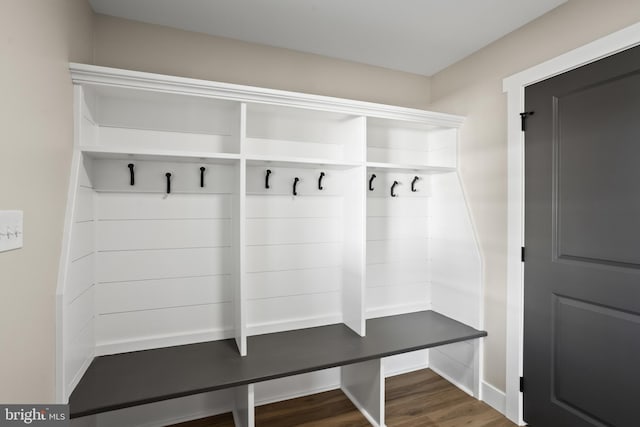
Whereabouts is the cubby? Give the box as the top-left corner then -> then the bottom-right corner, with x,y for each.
79,85 -> 241,156
245,103 -> 364,164
244,162 -> 365,337
365,168 -> 432,318
58,64 -> 484,427
366,117 -> 457,169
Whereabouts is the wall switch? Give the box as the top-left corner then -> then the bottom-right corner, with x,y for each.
0,210 -> 23,252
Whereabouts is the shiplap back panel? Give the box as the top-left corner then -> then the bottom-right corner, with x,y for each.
245,165 -> 347,335
94,191 -> 234,354
64,153 -> 96,398
365,171 -> 431,318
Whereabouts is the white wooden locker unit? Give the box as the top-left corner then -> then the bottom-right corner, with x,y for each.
56,64 -> 484,426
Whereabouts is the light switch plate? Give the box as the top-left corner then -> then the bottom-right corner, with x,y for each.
0,210 -> 23,252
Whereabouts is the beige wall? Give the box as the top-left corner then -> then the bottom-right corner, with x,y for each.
5,0 -> 639,404
429,0 -> 640,391
0,0 -> 94,402
93,14 -> 431,109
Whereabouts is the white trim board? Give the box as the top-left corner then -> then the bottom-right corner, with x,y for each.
481,381 -> 506,415
69,63 -> 464,127
503,21 -> 640,426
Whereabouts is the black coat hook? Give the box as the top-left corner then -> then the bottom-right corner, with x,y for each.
411,176 -> 420,192
265,169 -> 272,189
165,173 -> 172,194
128,163 -> 135,186
391,181 -> 399,197
200,167 -> 206,188
293,177 -> 300,196
369,174 -> 376,191
318,172 -> 325,190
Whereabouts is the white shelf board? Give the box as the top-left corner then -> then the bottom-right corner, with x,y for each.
245,137 -> 347,147
366,162 -> 456,174
246,155 -> 362,170
79,146 -> 240,164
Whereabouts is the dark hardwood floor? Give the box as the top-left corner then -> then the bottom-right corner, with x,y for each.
171,369 -> 515,427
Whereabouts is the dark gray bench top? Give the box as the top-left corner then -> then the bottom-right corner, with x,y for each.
70,310 -> 486,418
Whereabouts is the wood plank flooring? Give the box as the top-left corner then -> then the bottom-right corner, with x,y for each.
172,369 -> 515,427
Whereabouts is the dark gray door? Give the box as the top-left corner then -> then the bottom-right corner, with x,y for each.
524,44 -> 640,427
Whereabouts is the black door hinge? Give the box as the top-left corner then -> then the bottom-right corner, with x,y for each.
520,377 -> 525,393
521,247 -> 525,262
520,111 -> 534,131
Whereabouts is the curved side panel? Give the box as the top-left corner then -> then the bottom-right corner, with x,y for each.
56,86 -> 97,402
428,171 -> 484,396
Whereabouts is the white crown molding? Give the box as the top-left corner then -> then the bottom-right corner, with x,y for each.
69,63 -> 464,127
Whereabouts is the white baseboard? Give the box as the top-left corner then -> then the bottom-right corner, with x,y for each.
383,350 -> 429,377
95,329 -> 235,356
429,363 -> 474,397
481,381 -> 507,415
254,368 -> 341,406
366,303 -> 430,320
429,349 -> 474,397
232,409 -> 240,427
246,314 -> 342,337
341,386 -> 386,427
66,351 -> 94,402
91,390 -> 233,427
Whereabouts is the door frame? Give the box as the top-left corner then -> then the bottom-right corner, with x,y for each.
503,22 -> 640,426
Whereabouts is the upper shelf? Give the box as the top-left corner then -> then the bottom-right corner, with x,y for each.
244,103 -> 364,163
70,64 -> 463,169
77,84 -> 241,155
247,154 -> 361,170
80,146 -> 240,164
366,162 -> 456,174
366,117 -> 458,169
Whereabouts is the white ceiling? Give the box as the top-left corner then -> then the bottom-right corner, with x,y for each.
89,0 -> 567,76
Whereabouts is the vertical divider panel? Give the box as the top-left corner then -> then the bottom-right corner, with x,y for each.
341,359 -> 385,427
233,384 -> 255,427
342,116 -> 367,336
235,103 -> 248,356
